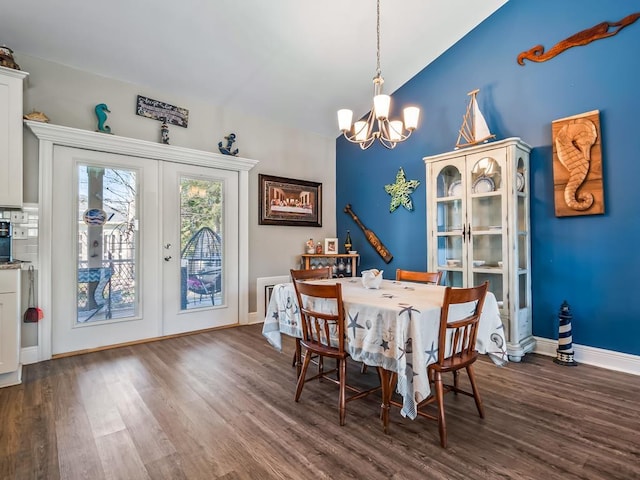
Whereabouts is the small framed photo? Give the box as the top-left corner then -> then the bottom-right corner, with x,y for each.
324,238 -> 338,254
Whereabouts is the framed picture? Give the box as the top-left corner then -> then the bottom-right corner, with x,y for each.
259,174 -> 322,226
324,238 -> 338,254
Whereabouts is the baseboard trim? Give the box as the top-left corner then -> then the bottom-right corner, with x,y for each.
0,368 -> 22,388
534,337 -> 640,376
20,346 -> 40,365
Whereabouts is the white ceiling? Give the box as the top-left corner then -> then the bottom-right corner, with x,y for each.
0,0 -> 506,137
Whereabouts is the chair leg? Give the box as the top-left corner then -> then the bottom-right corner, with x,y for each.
434,371 -> 447,448
466,364 -> 484,418
295,349 -> 313,402
339,357 -> 347,426
293,338 -> 302,379
292,342 -> 298,367
452,370 -> 459,393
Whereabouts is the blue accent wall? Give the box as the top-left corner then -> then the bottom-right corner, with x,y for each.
336,0 -> 640,356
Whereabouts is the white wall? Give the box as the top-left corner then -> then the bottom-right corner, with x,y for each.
19,54 -> 336,346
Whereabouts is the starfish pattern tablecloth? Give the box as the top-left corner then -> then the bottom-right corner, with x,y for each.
262,277 -> 507,419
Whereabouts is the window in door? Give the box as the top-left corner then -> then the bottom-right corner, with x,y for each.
179,177 -> 224,310
76,165 -> 138,324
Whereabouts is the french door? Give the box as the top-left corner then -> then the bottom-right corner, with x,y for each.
50,146 -> 238,355
161,161 -> 238,335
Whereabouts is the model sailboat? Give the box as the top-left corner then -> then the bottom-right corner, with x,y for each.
455,89 -> 496,149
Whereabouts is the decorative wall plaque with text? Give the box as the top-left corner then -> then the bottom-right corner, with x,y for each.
136,95 -> 189,127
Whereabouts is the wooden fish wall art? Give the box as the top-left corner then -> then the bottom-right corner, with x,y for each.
518,12 -> 640,65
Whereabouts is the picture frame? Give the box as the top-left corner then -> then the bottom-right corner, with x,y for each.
324,238 -> 338,254
259,174 -> 322,227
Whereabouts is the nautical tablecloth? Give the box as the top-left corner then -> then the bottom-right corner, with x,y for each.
262,278 -> 507,419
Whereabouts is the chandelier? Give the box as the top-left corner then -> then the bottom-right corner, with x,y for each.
337,0 -> 420,150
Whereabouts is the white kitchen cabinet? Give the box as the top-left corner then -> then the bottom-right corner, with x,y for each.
424,137 -> 535,361
0,66 -> 29,207
0,267 -> 21,387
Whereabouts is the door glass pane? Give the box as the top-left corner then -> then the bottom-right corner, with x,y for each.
437,234 -> 463,268
470,156 -> 502,192
77,165 -> 138,324
436,199 -> 463,233
437,165 -> 462,198
441,270 -> 463,288
473,272 -> 503,303
179,177 -> 224,310
471,195 -> 502,230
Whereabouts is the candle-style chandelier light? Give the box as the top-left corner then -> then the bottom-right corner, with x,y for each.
337,0 -> 420,150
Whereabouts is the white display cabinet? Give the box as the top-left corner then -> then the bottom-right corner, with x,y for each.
424,137 -> 535,361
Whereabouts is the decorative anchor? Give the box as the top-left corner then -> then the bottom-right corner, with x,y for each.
94,103 -> 112,134
218,133 -> 239,156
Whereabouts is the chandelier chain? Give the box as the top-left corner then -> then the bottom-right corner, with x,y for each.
376,0 -> 381,77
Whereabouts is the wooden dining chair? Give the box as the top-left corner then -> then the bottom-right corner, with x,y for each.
396,268 -> 443,285
292,279 -> 379,425
289,268 -> 333,376
392,281 -> 489,447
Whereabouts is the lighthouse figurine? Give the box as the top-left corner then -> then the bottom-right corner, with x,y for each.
554,300 -> 578,366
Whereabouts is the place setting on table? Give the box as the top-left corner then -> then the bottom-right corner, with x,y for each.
262,268 -> 509,438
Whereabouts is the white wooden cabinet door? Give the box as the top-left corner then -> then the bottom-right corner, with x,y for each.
0,67 -> 28,207
0,270 -> 19,375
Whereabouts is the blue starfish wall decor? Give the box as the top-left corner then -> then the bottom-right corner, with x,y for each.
384,167 -> 420,212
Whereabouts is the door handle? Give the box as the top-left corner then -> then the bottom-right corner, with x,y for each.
164,255 -> 172,262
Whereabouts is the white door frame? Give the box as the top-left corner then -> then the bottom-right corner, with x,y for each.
27,121 -> 258,361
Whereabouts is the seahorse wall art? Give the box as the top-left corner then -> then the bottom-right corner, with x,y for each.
551,110 -> 604,217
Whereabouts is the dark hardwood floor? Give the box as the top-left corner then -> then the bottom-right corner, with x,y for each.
1,324 -> 639,479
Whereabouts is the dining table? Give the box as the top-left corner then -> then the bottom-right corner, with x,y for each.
262,277 -> 508,430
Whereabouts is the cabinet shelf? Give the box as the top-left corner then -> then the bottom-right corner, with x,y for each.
300,254 -> 359,277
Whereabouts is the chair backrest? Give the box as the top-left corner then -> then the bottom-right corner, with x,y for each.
437,281 -> 489,363
396,268 -> 443,285
290,267 -> 332,281
292,280 -> 346,354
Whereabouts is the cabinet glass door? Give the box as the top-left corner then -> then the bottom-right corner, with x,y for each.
515,155 -> 530,317
433,161 -> 465,285
466,153 -> 507,303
